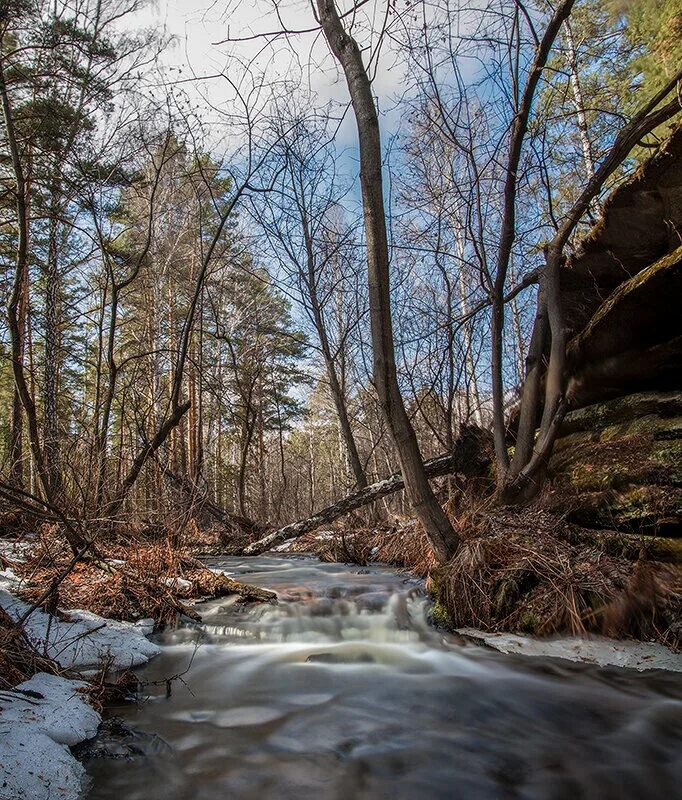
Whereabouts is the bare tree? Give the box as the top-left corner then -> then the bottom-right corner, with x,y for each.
314,0 -> 461,562
255,117 -> 369,489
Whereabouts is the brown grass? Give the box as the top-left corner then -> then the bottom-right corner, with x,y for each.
287,487 -> 488,578
0,607 -> 63,690
286,503 -> 681,649
12,521 -> 274,626
436,507 -> 682,648
287,522 -> 438,576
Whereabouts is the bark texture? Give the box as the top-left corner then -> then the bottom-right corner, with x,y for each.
316,0 -> 460,561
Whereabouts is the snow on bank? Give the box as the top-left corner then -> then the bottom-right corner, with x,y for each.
272,538 -> 296,552
0,673 -> 100,800
160,575 -> 193,594
457,628 -> 682,672
0,570 -> 159,671
0,538 -> 35,563
0,565 -> 160,800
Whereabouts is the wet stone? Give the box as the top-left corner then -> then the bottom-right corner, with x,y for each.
74,717 -> 172,761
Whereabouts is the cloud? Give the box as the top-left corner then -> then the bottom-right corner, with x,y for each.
120,0 -> 410,148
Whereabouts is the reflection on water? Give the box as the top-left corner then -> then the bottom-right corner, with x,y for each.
86,554 -> 682,800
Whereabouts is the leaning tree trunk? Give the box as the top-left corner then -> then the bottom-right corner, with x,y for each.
316,0 -> 460,562
244,426 -> 490,556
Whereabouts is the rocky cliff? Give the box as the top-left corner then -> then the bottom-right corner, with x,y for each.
548,125 -> 682,535
562,123 -> 682,409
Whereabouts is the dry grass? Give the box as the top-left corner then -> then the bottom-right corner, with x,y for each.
436,507 -> 682,648
12,521 -> 274,625
287,487 -> 486,578
286,503 -> 681,649
287,522 -> 437,576
0,606 -> 63,690
369,523 -> 438,576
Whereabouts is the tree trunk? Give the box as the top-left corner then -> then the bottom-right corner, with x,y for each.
489,0 -> 576,484
563,20 -> 600,208
302,211 -> 368,490
237,410 -> 256,518
502,69 -> 682,502
0,61 -> 87,553
10,257 -> 28,489
316,0 -> 460,562
103,399 -> 191,518
43,193 -> 62,497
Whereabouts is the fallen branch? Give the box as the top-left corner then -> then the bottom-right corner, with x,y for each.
243,426 -> 491,555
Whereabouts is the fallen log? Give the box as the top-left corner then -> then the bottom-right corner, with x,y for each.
207,573 -> 277,604
243,426 -> 491,556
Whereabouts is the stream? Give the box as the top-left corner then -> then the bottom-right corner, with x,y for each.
86,554 -> 682,799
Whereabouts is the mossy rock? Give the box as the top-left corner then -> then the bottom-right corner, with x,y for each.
557,391 -> 682,438
428,597 -> 454,629
548,392 -> 682,535
427,568 -> 454,630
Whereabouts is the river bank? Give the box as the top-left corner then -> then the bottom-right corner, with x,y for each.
0,559 -> 160,800
280,507 -> 682,650
2,531 -> 681,800
0,533 -> 272,800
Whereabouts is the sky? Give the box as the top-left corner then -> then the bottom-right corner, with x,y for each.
115,0 -> 400,383
121,0 -> 409,152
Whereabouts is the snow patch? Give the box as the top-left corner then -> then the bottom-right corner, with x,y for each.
0,567 -> 21,587
134,617 -> 155,635
272,538 -> 296,552
160,576 -> 192,594
0,588 -> 160,670
0,673 -> 101,800
0,543 -> 161,799
0,673 -> 99,745
457,628 -> 682,672
0,538 -> 35,564
0,569 -> 160,670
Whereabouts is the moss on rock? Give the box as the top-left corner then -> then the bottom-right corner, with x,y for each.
427,568 -> 454,630
547,392 -> 682,535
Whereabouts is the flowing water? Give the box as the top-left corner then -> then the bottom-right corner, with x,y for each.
86,554 -> 682,800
